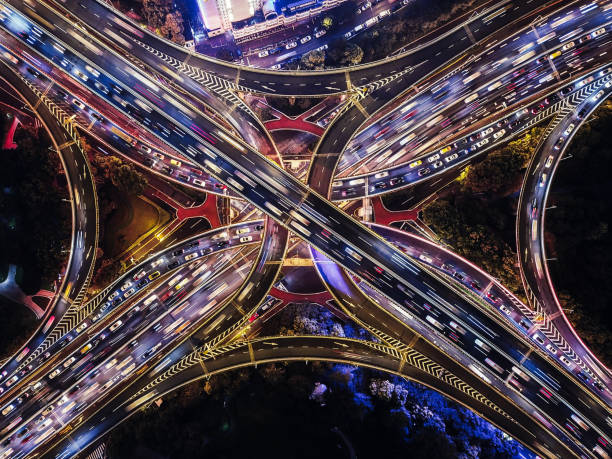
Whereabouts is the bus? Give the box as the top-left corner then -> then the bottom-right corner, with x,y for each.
110,126 -> 137,146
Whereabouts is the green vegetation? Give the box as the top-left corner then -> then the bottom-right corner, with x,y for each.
0,116 -> 70,293
546,100 -> 612,366
102,194 -> 164,257
422,127 -> 543,295
308,0 -> 481,70
86,148 -> 153,288
107,305 -> 529,458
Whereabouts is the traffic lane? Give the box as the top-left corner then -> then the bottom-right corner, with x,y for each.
5,3 -> 608,445
0,221 -> 263,408
517,82 -> 612,388
0,62 -> 98,388
336,1 -> 612,177
0,247 -> 257,455
56,0 -> 549,95
312,250 -> 586,458
42,334 -> 578,459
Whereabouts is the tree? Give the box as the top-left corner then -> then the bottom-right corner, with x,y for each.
341,43 -> 364,66
93,155 -> 147,195
300,50 -> 325,70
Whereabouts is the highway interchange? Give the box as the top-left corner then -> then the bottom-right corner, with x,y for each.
0,0 -> 611,457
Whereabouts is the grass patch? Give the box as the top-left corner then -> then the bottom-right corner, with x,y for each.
103,192 -> 169,258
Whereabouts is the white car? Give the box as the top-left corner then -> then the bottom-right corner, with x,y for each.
374,171 -> 389,179
493,129 -> 506,139
481,127 -> 494,137
545,343 -> 558,355
544,155 -> 554,168
140,145 -> 152,154
561,41 -> 575,51
48,369 -> 61,379
300,35 -> 312,44
432,160 -> 443,169
239,236 -> 253,243
76,323 -> 88,333
444,153 -> 459,163
271,64 -> 282,70
63,357 -> 76,368
314,29 -> 327,38
285,41 -> 297,50
258,50 -> 269,58
563,123 -> 575,136
184,252 -> 198,261
476,138 -> 489,148
236,227 -> 250,235
121,281 -> 132,291
592,90 -> 604,101
74,69 -> 88,81
499,305 -> 512,315
427,153 -> 440,163
418,254 -> 433,263
589,27 -> 605,38
72,98 -> 85,110
316,44 -> 329,52
109,320 -> 123,332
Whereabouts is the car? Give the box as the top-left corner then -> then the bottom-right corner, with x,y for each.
418,168 -> 430,177
493,129 -> 506,139
389,177 -> 404,186
94,81 -> 109,94
577,107 -> 588,119
374,171 -> 389,179
439,146 -> 451,154
314,29 -> 326,38
499,305 -> 512,315
453,271 -> 464,281
470,280 -> 481,291
63,357 -> 76,368
476,138 -> 489,148
109,320 -> 123,332
539,173 -> 547,187
427,153 -> 440,163
544,155 -> 555,167
592,90 -> 605,101
120,281 -> 132,291
418,254 -> 433,263
139,145 -> 152,154
48,368 -> 61,379
169,159 -> 182,167
74,69 -> 88,81
240,236 -> 253,243
124,288 -> 136,298
258,50 -> 269,58
344,31 -> 354,39
173,249 -> 184,257
561,41 -> 575,51
553,137 -> 565,151
444,153 -> 459,163
72,98 -> 86,110
167,260 -> 179,269
481,127 -> 494,137
300,35 -> 311,44
432,160 -> 443,168
248,312 -> 259,323
578,76 -> 594,87
589,27 -> 605,38
545,343 -> 558,355
184,252 -> 198,261
563,123 -> 575,136
256,224 -> 265,231
285,41 -> 297,49
75,323 -> 88,333
270,64 -> 282,70
316,44 -> 329,52
409,160 -> 422,168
